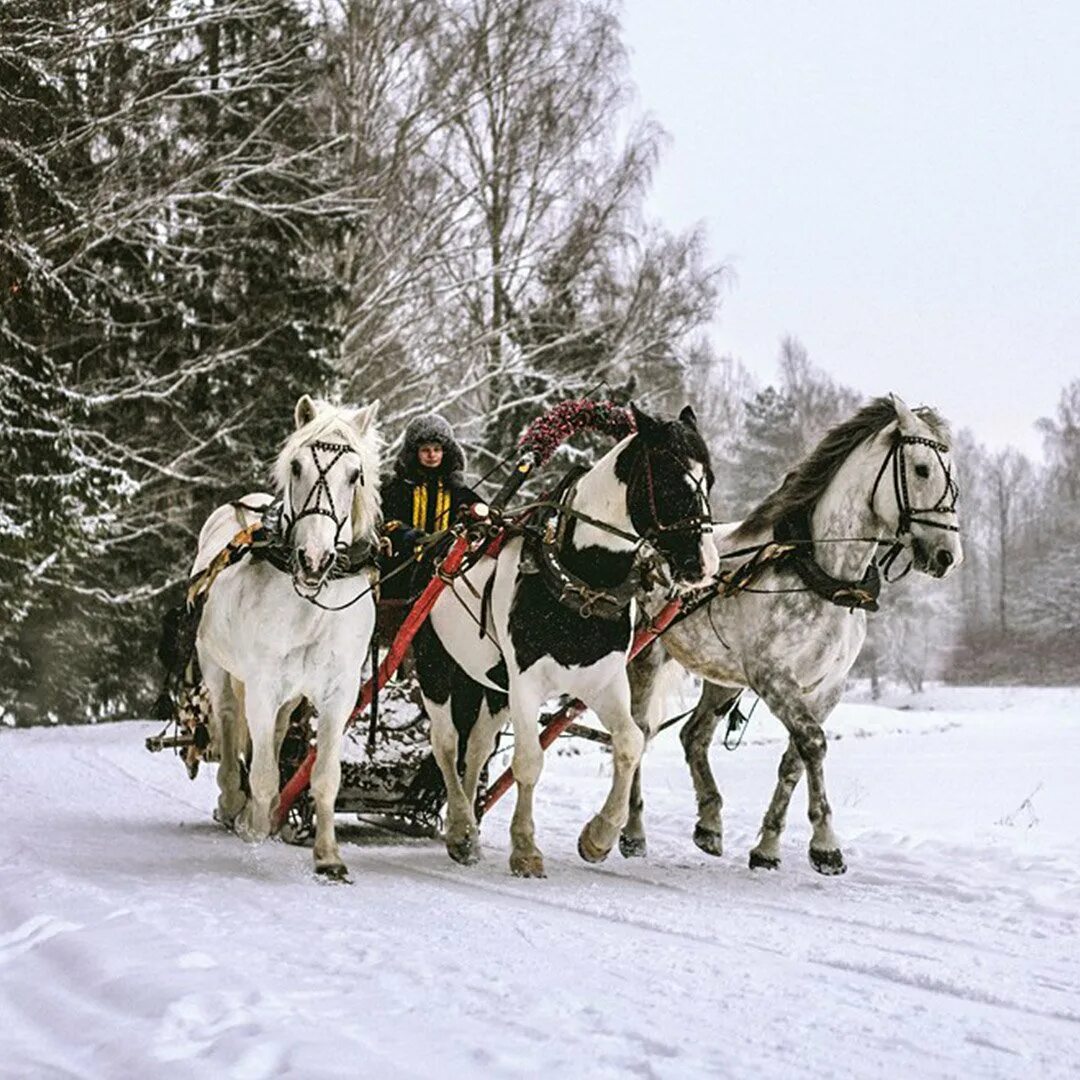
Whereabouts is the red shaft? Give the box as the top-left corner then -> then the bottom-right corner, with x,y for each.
480,598 -> 682,816
273,533 -> 472,829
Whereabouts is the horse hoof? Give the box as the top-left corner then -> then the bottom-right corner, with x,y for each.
577,824 -> 611,864
509,852 -> 546,878
619,834 -> 647,859
235,820 -> 270,844
315,862 -> 352,884
693,824 -> 724,857
446,834 -> 481,866
809,847 -> 847,875
749,850 -> 780,870
213,803 -> 244,831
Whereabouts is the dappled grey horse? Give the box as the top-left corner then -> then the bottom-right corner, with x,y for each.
624,395 -> 963,874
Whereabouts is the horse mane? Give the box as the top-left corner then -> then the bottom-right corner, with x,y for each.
272,402 -> 382,542
731,397 -> 948,540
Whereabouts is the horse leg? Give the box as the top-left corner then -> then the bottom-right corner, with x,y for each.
681,683 -> 741,857
578,677 -> 645,864
751,674 -> 844,875
619,766 -> 648,858
507,683 -> 546,878
204,664 -> 246,828
425,693 -> 481,866
235,689 -> 278,843
273,697 -> 300,765
413,622 -> 484,864
463,693 -> 508,815
619,645 -> 669,859
748,738 -> 804,870
309,694 -> 351,880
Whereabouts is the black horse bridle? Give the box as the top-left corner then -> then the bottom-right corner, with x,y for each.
631,446 -> 714,543
282,440 -> 362,553
870,431 -> 960,578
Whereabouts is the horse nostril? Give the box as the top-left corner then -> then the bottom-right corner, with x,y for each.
297,550 -> 311,574
936,549 -> 953,570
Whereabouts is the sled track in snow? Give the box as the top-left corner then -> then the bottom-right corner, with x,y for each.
2,692 -> 1079,1079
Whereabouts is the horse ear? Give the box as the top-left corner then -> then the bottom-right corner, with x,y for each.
679,405 -> 699,430
889,392 -> 918,434
294,394 -> 317,430
351,400 -> 380,435
630,402 -> 660,441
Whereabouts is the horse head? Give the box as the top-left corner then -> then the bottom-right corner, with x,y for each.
619,403 -> 719,589
274,394 -> 381,595
870,394 -> 963,578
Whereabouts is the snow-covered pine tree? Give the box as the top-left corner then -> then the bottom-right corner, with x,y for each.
2,0 -> 360,723
0,2 -> 137,723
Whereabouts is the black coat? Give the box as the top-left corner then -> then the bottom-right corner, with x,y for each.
378,414 -> 478,599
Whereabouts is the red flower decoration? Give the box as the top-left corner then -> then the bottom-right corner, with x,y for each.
518,400 -> 635,467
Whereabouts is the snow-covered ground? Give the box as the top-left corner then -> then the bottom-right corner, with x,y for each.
2,686 -> 1078,1079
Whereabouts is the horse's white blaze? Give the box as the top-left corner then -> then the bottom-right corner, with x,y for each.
678,461 -> 719,585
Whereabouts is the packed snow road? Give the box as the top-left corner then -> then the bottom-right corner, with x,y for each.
2,687 -> 1078,1079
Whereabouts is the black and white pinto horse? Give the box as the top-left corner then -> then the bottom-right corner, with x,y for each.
193,396 -> 381,878
416,404 -> 719,877
624,395 -> 963,874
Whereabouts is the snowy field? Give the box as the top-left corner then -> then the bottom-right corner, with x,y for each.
2,686 -> 1078,1079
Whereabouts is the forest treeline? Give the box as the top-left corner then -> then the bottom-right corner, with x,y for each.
1,1 -> 1075,724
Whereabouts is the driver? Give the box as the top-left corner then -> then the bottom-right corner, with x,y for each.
379,414 -> 479,603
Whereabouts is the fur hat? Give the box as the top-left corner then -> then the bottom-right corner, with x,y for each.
395,413 -> 467,482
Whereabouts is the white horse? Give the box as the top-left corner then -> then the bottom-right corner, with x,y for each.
415,404 -> 720,877
192,395 -> 381,878
625,395 -> 963,874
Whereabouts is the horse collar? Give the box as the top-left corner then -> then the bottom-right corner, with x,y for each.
774,512 -> 881,612
529,465 -> 639,621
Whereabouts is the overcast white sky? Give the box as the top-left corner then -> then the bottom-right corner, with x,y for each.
622,1 -> 1080,457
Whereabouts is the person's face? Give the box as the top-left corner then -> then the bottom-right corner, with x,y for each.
418,442 -> 444,469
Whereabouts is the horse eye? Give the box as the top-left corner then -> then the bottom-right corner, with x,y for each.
290,460 -> 301,478
349,469 -> 360,485
914,464 -> 930,479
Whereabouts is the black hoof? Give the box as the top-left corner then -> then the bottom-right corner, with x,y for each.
693,824 -> 724,857
618,834 -> 647,859
809,847 -> 847,875
315,863 -> 352,884
749,850 -> 780,870
446,836 -> 481,866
